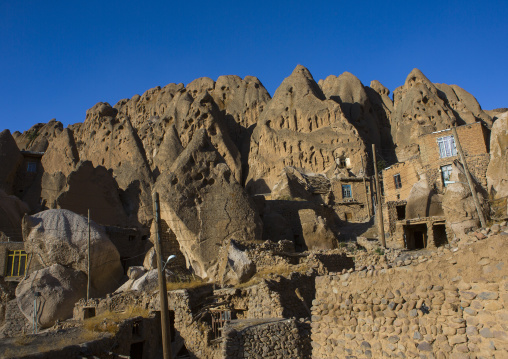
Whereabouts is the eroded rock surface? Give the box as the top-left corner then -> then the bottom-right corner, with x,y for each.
247,65 -> 367,193
154,129 -> 262,279
0,130 -> 23,193
487,112 -> 508,198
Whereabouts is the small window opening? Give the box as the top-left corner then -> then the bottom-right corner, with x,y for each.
132,320 -> 141,335
128,235 -> 135,241
26,161 -> 37,173
396,205 -> 406,220
6,250 -> 27,277
345,213 -> 352,222
83,307 -> 96,319
394,174 -> 402,189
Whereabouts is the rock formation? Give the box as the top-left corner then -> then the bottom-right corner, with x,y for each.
405,178 -> 444,219
487,112 -> 508,198
391,69 -> 492,161
442,164 -> 487,237
247,65 -> 367,194
298,209 -> 338,250
41,161 -> 130,227
13,119 -> 63,152
0,130 -> 23,194
0,190 -> 29,241
40,128 -> 80,177
218,239 -> 256,285
22,209 -> 124,296
154,129 -> 262,279
15,264 -> 87,328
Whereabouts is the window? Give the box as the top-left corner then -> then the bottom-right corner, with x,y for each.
26,161 -> 37,173
342,184 -> 352,198
394,174 -> 402,189
336,157 -> 350,168
6,250 -> 27,277
437,135 -> 457,158
441,164 -> 453,187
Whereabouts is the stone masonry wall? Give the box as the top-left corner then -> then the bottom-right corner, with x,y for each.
311,234 -> 508,358
222,318 -> 311,359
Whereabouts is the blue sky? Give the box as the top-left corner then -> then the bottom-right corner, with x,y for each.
1,0 -> 507,133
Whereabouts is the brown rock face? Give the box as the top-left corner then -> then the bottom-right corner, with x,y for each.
14,119 -> 63,152
0,190 -> 29,241
319,72 -> 387,152
0,130 -> 23,194
247,65 -> 367,194
42,161 -> 130,227
73,103 -> 153,226
41,128 -> 80,177
154,129 -> 262,280
442,164 -> 487,237
486,112 -> 508,198
298,208 -> 338,250
391,69 -> 492,161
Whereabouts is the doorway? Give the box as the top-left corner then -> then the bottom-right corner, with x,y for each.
404,224 -> 427,249
433,224 -> 448,247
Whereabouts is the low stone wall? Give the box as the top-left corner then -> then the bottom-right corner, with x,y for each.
311,234 -> 508,358
222,318 -> 311,359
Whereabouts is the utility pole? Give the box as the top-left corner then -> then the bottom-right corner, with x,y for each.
87,209 -> 91,301
361,156 -> 372,216
372,144 -> 386,248
452,125 -> 487,228
153,192 -> 173,359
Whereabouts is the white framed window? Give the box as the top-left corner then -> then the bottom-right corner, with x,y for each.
437,135 -> 457,158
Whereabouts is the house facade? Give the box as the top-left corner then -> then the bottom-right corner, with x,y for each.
382,122 -> 490,249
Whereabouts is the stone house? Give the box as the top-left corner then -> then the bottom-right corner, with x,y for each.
382,122 -> 490,249
330,176 -> 372,223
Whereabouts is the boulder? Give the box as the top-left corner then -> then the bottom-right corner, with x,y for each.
0,190 -> 29,241
298,209 -> 338,250
443,164 -> 487,237
154,129 -> 262,280
0,129 -> 23,193
405,178 -> 444,219
486,112 -> 508,198
218,240 -> 256,285
127,266 -> 146,280
15,264 -> 87,328
247,65 -> 367,193
143,247 -> 157,270
22,209 -> 123,296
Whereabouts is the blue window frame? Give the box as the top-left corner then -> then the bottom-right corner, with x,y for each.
342,184 -> 352,198
441,164 -> 453,186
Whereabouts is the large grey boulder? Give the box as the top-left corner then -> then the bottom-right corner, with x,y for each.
218,240 -> 256,285
16,264 -> 87,328
22,209 -> 123,296
154,129 -> 262,280
487,112 -> 508,198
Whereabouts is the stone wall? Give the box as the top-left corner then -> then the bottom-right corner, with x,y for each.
311,234 -> 508,358
222,318 -> 311,359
